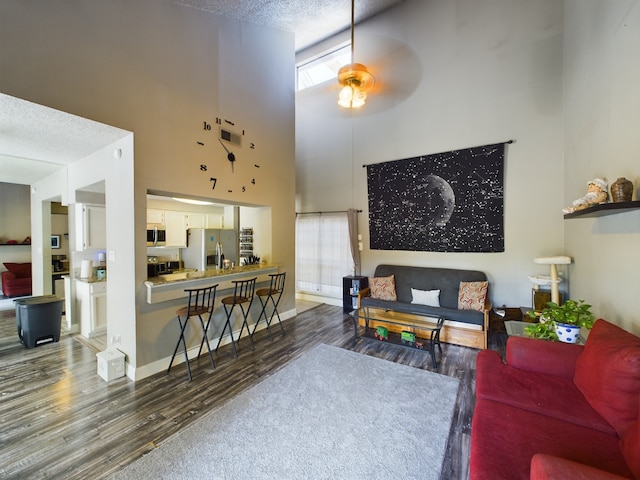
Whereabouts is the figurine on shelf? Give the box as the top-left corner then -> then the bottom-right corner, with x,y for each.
562,178 -> 608,214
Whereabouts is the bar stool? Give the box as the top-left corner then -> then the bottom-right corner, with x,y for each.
252,272 -> 286,340
167,284 -> 218,381
216,277 -> 257,358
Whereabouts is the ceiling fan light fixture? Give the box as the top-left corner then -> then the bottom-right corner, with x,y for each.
337,63 -> 374,109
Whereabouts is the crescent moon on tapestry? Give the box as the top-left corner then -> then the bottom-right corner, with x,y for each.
366,143 -> 506,253
423,175 -> 455,227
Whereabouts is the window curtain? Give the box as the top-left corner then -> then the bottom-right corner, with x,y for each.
347,208 -> 360,275
295,213 -> 352,298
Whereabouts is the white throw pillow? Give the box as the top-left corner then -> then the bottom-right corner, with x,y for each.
411,288 -> 440,307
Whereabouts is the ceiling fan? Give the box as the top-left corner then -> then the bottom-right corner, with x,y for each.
337,0 -> 375,109
330,0 -> 422,114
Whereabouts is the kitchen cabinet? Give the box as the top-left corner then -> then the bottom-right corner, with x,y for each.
165,211 -> 188,247
187,213 -> 223,229
147,208 -> 165,225
186,213 -> 205,229
75,204 -> 106,251
76,280 -> 107,338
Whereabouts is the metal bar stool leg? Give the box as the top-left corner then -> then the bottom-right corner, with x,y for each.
237,303 -> 255,351
251,296 -> 273,339
217,304 -> 238,358
167,316 -> 193,381
266,295 -> 285,335
197,314 -> 215,370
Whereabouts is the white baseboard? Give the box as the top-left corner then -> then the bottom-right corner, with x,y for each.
295,292 -> 341,307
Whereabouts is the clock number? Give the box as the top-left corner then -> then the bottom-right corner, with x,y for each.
242,186 -> 246,192
203,121 -> 212,131
251,178 -> 256,185
249,142 -> 255,149
215,117 -> 222,125
210,177 -> 217,190
200,164 -> 207,171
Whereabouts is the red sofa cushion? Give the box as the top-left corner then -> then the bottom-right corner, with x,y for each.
506,335 -> 584,378
476,349 -> 615,434
530,454 -> 632,480
1,271 -> 32,297
470,399 -> 634,480
574,319 -> 640,437
3,262 -> 32,278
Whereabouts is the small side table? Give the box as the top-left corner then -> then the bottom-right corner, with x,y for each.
505,321 -> 531,338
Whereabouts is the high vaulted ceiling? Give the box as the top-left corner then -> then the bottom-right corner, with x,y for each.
1,0 -> 403,187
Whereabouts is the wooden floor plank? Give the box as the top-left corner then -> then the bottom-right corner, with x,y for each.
0,304 -> 507,479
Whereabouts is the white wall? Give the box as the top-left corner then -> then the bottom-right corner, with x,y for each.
296,0 -> 565,308
563,0 -> 640,333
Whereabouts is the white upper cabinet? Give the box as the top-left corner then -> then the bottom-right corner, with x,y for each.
186,213 -> 205,229
164,211 -> 188,247
75,204 -> 106,251
147,209 -> 165,225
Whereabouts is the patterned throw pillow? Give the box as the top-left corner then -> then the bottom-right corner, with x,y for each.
457,281 -> 488,312
411,288 -> 440,307
368,275 -> 397,301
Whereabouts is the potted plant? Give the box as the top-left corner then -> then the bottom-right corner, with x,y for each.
525,299 -> 595,343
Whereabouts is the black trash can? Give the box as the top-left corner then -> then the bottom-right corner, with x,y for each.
14,295 -> 64,348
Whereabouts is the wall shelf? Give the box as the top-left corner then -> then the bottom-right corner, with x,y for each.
0,243 -> 31,246
563,200 -> 640,219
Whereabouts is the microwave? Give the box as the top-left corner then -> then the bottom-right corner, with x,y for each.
147,226 -> 166,246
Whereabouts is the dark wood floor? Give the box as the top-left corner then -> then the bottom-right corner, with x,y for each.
0,304 -> 507,480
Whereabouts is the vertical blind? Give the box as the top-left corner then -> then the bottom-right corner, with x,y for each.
295,212 -> 352,298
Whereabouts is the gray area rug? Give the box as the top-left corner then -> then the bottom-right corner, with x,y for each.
112,344 -> 459,480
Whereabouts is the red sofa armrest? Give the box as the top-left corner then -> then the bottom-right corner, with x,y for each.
531,454 -> 632,480
506,336 -> 584,378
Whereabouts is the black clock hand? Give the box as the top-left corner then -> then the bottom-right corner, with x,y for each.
218,138 -> 236,165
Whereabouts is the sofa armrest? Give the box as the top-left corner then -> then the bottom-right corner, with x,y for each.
506,336 -> 584,378
531,454 -> 631,480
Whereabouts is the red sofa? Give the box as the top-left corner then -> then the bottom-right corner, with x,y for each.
470,319 -> 640,480
1,262 -> 32,297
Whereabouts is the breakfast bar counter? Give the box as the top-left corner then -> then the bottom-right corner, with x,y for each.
144,264 -> 278,304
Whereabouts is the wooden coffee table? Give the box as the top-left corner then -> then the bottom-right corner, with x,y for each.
350,307 -> 444,368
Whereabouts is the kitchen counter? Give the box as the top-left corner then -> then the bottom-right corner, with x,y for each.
66,272 -> 107,283
144,264 -> 279,304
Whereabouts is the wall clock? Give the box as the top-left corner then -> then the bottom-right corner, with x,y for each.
196,117 -> 260,193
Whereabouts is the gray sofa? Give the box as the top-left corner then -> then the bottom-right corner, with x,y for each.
360,264 -> 491,349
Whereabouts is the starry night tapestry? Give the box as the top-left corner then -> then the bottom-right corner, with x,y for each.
366,142 -> 505,253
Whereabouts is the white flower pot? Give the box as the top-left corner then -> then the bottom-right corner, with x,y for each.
555,323 -> 581,343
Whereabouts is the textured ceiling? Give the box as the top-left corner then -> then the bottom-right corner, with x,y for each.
1,0 -> 403,186
173,0 -> 404,51
0,94 -> 129,186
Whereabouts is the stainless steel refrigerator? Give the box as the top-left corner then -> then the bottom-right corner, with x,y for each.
181,228 -> 238,271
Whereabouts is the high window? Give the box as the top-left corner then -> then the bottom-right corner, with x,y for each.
296,43 -> 351,91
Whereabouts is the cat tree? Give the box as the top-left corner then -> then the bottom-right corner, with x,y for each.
528,255 -> 572,306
